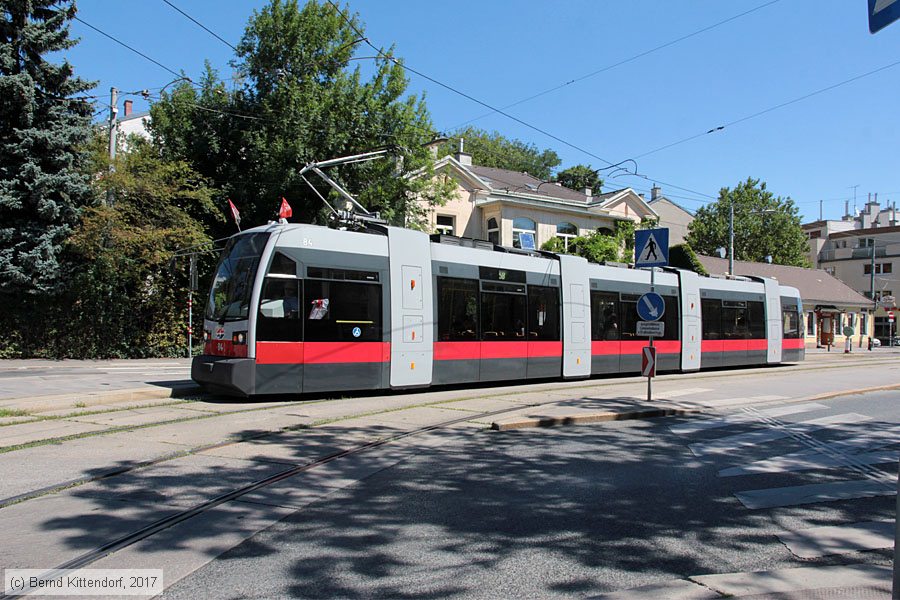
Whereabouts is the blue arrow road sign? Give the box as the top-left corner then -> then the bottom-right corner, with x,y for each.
634,228 -> 669,267
869,0 -> 900,33
637,292 -> 665,322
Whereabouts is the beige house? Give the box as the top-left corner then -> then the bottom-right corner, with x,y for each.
419,149 -> 658,250
803,197 -> 899,342
646,185 -> 694,246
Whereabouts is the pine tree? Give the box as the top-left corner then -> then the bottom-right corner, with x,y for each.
0,0 -> 95,297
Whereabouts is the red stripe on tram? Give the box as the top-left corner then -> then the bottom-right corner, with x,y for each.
433,341 -> 563,361
701,339 -> 768,353
782,338 -> 805,350
256,342 -> 390,365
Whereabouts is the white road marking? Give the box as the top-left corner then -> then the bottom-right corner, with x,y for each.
719,448 -> 899,477
734,479 -> 896,509
777,521 -> 895,558
669,403 -> 826,436
689,413 -> 872,456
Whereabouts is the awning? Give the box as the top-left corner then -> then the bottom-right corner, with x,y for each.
814,305 -> 842,313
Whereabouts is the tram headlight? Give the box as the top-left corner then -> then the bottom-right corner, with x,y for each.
203,330 -> 210,342
232,331 -> 247,345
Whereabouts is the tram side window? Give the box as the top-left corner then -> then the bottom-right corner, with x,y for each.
748,301 -> 766,339
662,296 -> 679,341
722,301 -> 749,339
783,310 -> 801,338
268,251 -> 298,276
481,290 -> 526,339
591,292 -> 618,340
304,280 -> 382,342
436,277 -> 479,340
527,286 -> 560,340
619,295 -> 639,340
701,299 -> 722,339
257,278 -> 302,342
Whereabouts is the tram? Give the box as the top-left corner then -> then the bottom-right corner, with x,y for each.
192,221 -> 805,397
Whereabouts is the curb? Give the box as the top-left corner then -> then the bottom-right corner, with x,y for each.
491,407 -> 700,431
0,384 -> 203,414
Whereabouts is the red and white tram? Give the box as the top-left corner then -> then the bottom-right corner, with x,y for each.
192,222 -> 804,397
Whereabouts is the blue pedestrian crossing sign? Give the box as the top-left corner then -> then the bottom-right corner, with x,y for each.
637,292 -> 665,322
869,0 -> 900,33
634,228 -> 669,267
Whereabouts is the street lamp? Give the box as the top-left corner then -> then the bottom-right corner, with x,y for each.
728,205 -> 775,275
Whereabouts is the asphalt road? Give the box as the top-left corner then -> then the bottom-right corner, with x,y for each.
162,391 -> 899,599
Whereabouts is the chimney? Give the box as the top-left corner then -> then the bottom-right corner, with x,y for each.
584,187 -> 592,201
454,137 -> 472,167
651,184 -> 661,201
123,100 -> 133,117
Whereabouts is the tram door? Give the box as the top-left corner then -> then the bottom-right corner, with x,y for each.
558,254 -> 591,378
678,269 -> 702,372
387,227 -> 434,388
760,277 -> 782,364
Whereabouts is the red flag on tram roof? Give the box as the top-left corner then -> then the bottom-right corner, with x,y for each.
227,198 -> 242,232
227,199 -> 241,228
279,197 -> 293,219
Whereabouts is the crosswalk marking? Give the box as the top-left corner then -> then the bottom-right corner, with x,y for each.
776,521 -> 894,558
669,403 -> 827,436
674,394 -> 791,410
734,478 -> 896,509
719,448 -> 899,477
689,413 -> 872,456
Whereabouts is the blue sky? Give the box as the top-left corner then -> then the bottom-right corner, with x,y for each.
62,0 -> 900,223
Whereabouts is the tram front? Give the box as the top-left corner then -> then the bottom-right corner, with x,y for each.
192,230 -> 271,396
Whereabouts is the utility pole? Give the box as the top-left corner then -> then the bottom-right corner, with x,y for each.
728,200 -> 734,276
106,87 -> 118,206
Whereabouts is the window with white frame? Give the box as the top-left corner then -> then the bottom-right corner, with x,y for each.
556,222 -> 577,250
435,215 -> 454,236
512,217 -> 537,249
486,217 -> 499,245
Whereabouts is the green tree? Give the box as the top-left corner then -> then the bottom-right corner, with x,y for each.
438,126 -> 561,180
56,136 -> 218,358
686,178 -> 809,267
669,243 -> 708,275
150,0 -> 447,232
0,0 -> 94,296
554,164 -> 603,195
540,220 -> 636,264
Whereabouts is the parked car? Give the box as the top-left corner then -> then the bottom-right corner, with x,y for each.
874,336 -> 899,347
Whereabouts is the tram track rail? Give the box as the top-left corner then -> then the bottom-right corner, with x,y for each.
1,357 -> 895,511
15,402 -> 564,585
1,359 -> 898,596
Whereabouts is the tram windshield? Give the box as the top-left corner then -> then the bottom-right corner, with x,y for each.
205,233 -> 270,322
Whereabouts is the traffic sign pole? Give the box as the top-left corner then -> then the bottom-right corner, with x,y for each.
634,228 -> 669,403
648,266 -> 655,402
